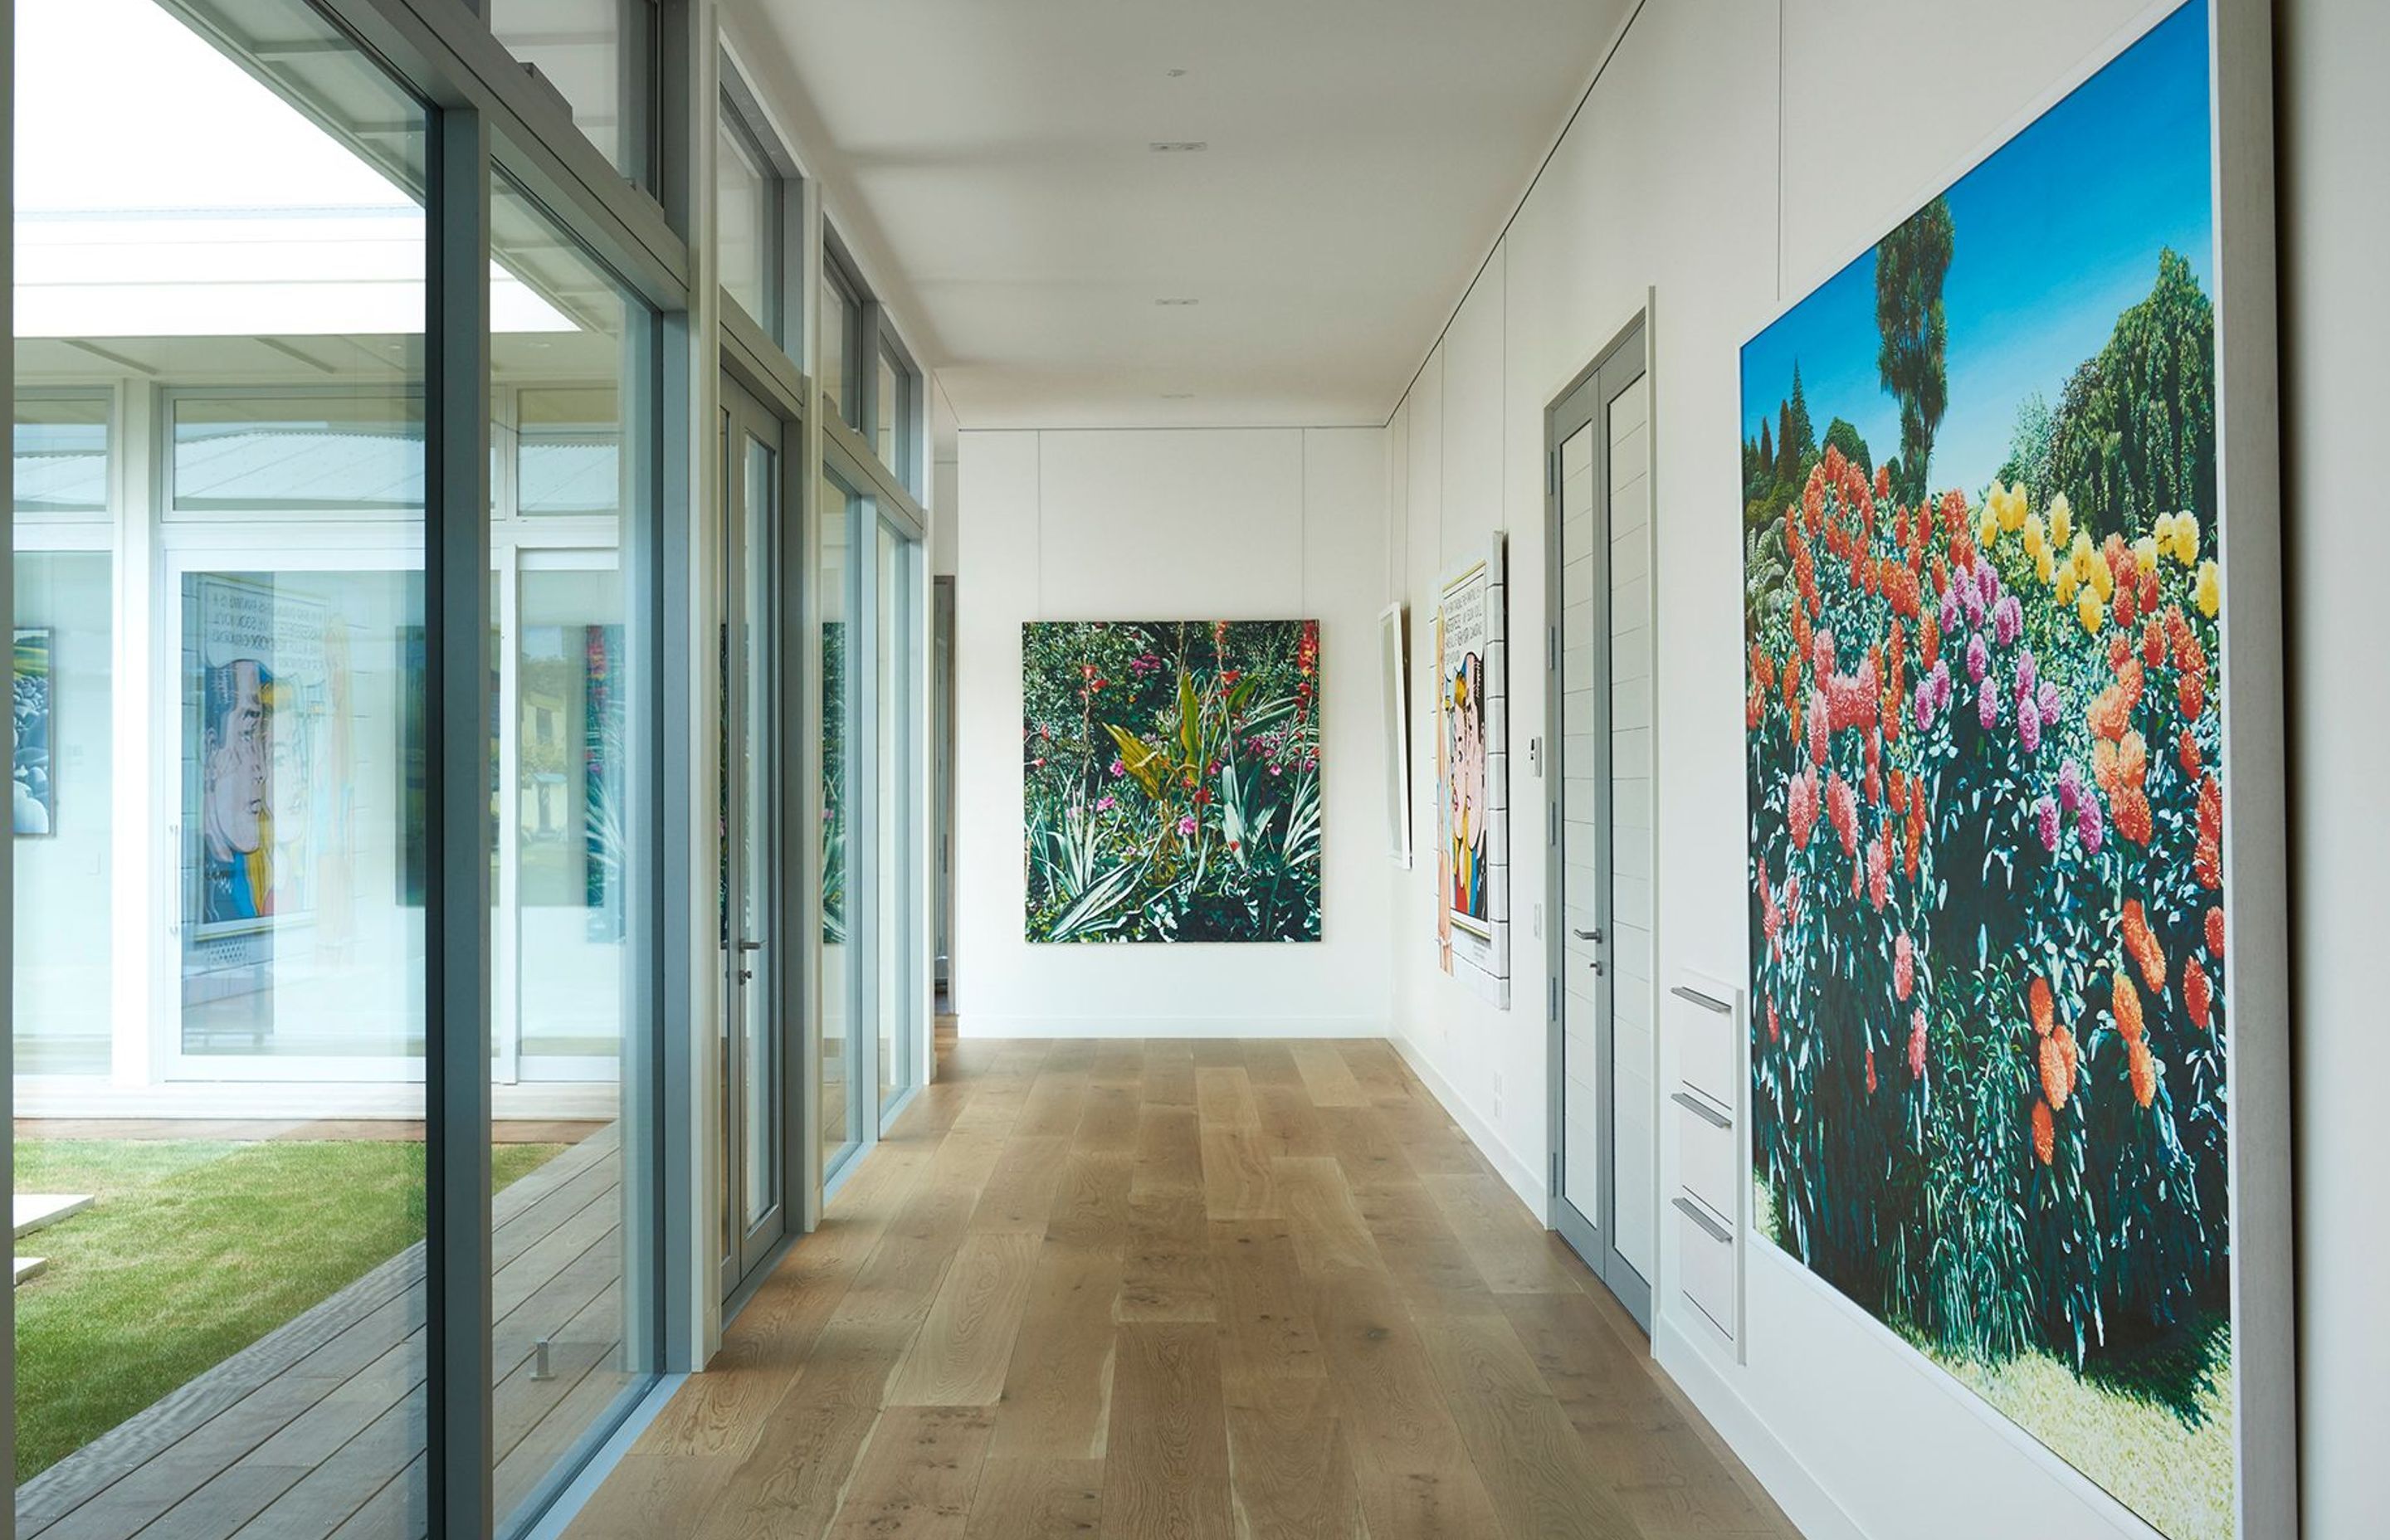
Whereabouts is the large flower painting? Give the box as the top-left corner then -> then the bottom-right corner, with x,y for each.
1023,620 -> 1320,943
1742,4 -> 2239,1535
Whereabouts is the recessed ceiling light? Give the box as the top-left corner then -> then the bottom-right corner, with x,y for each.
1161,392 -> 1195,400
1148,140 -> 1207,153
1154,297 -> 1199,306
1164,68 -> 1188,78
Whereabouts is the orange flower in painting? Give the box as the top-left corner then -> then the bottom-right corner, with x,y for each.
2195,772 -> 2225,889
2028,977 -> 2055,1038
2185,955 -> 2213,1030
2060,1021 -> 2080,1089
1750,641 -> 1777,691
2142,616 -> 2166,670
2179,666 -> 2206,721
2089,660 -> 2144,743
2031,1098 -> 2056,1166
2207,906 -> 2226,958
2113,967 -> 2145,1044
2038,1031 -> 2073,1110
2178,727 -> 2202,777
2121,899 -> 2168,993
2128,1040 -> 2158,1108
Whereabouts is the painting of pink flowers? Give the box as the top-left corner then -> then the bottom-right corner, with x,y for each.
1024,619 -> 1320,943
1742,4 -> 2243,1534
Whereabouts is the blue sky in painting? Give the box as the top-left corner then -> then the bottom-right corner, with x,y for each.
1740,0 -> 2213,500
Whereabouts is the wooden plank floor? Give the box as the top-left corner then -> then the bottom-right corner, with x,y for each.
569,1035 -> 1801,1540
17,1124 -> 631,1540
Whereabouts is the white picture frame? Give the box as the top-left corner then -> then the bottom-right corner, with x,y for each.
1378,602 -> 1412,866
1434,532 -> 1509,1009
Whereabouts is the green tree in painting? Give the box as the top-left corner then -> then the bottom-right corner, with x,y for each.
2046,248 -> 2216,542
1822,416 -> 1873,478
1875,194 -> 1955,504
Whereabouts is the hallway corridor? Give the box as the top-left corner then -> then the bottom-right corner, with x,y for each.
566,1035 -> 1797,1539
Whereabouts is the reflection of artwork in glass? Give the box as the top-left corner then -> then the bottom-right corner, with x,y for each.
1022,620 -> 1322,944
188,574 -> 339,936
13,626 -> 56,836
581,625 -> 623,943
1741,7 -> 2241,1535
822,619 -> 846,943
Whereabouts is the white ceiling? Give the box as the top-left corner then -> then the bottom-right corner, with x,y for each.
734,1 -> 1630,429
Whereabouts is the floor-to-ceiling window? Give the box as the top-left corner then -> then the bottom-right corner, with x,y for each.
487,169 -> 661,1531
12,0 -> 432,1524
817,470 -> 856,1176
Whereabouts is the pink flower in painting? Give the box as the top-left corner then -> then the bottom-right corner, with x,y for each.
1895,933 -> 1914,1001
1178,815 -> 1197,837
1788,768 -> 1819,850
1908,1008 -> 1929,1080
1978,679 -> 1999,730
1109,759 -> 1126,779
1866,835 -> 1890,911
1966,632 -> 1989,685
1096,795 -> 1117,812
2036,795 -> 2061,852
1827,772 -> 1859,855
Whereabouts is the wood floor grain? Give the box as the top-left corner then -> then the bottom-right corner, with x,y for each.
565,1032 -> 1800,1540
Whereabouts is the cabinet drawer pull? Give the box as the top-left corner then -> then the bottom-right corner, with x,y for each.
1673,1195 -> 1732,1243
1671,1090 -> 1730,1128
1670,984 -> 1732,1015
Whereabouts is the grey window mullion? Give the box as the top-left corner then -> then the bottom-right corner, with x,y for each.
651,309 -> 699,1371
425,102 -> 495,1540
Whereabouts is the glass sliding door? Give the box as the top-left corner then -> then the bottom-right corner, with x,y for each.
12,0 -> 432,1526
487,171 -> 660,1534
719,375 -> 788,1297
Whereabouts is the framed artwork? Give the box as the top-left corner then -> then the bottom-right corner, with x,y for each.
1022,619 -> 1321,943
12,627 -> 56,837
1378,602 -> 1412,866
1436,534 -> 1509,1007
1739,2 -> 2288,1536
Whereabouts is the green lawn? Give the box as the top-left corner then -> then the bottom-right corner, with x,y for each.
12,1138 -> 563,1481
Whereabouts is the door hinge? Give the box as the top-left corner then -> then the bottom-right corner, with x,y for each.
1550,1149 -> 1562,1195
1547,451 -> 1557,495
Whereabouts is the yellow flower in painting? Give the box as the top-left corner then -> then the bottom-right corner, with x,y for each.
2090,550 -> 2115,602
2134,535 -> 2159,576
2050,493 -> 2073,552
2070,529 -> 2096,582
2036,545 -> 2056,584
2056,567 -> 2080,607
2078,582 -> 2105,636
1978,504 -> 2001,549
2001,482 -> 2028,532
2023,512 -> 2047,562
2197,558 -> 2222,618
2172,509 -> 2201,566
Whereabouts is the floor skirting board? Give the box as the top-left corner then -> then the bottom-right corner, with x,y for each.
1386,1027 -> 1547,1218
1655,1313 -> 1866,1540
955,1014 -> 1387,1039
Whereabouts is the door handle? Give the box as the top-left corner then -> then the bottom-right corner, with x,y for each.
1572,927 -> 1603,943
737,939 -> 764,953
1588,959 -> 1606,976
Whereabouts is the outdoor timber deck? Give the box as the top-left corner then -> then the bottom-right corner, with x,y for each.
15,1124 -> 627,1539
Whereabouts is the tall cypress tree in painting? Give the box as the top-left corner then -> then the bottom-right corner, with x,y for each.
1875,194 -> 1954,505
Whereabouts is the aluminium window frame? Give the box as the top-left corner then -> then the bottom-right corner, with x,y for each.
2,2 -> 702,1538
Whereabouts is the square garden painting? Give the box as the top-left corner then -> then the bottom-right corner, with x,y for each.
1024,619 -> 1320,943
1741,3 -> 2241,1535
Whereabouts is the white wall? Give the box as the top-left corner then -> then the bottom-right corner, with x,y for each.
2277,0 -> 2390,1532
1377,1 -> 2383,1537
954,427 -> 1389,1037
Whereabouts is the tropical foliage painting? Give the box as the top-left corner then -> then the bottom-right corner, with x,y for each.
1024,619 -> 1321,943
1741,5 -> 2236,1535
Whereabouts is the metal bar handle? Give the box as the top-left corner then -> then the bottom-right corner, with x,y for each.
1671,1090 -> 1731,1128
1670,984 -> 1733,1016
1673,1195 -> 1732,1244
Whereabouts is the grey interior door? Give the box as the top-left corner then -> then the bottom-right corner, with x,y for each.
721,373 -> 790,1298
1548,319 -> 1654,1328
